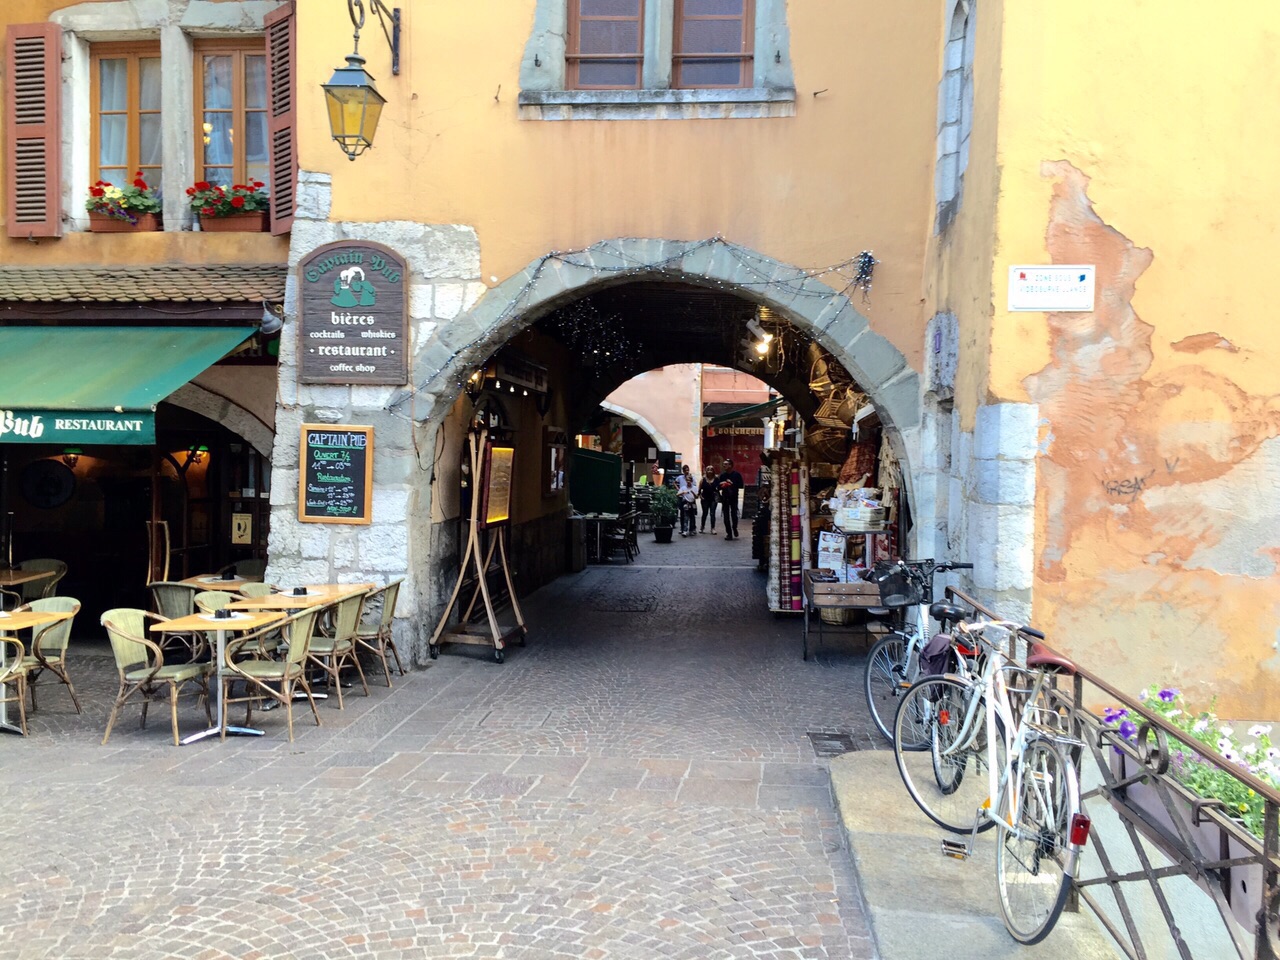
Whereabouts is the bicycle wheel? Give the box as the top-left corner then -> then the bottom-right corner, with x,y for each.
995,738 -> 1080,945
893,676 -> 997,834
864,632 -> 914,744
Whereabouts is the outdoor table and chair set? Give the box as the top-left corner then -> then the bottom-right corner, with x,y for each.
0,559 -> 405,745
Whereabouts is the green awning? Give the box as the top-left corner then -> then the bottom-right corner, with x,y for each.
0,326 -> 253,445
705,398 -> 783,429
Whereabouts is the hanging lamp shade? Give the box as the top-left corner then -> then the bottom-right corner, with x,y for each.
322,53 -> 387,160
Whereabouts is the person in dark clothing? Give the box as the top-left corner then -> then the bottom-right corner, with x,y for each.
698,465 -> 719,533
717,458 -> 744,540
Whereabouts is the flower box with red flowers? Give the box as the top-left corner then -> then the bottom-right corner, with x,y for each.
187,180 -> 269,232
85,173 -> 162,232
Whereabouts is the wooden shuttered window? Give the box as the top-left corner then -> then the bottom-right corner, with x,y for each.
5,23 -> 63,238
264,1 -> 296,235
567,0 -> 645,90
673,0 -> 754,89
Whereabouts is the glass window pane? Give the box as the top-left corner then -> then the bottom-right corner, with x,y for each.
684,0 -> 743,15
139,166 -> 162,196
244,55 -> 267,110
579,21 -> 640,55
98,168 -> 127,188
203,112 -> 234,170
99,114 -> 127,167
203,165 -> 233,186
246,161 -> 269,194
682,19 -> 744,54
139,113 -> 163,165
580,0 -> 640,15
202,55 -> 233,109
578,60 -> 640,87
244,111 -> 268,166
98,58 -> 128,111
139,57 -> 162,111
678,58 -> 742,87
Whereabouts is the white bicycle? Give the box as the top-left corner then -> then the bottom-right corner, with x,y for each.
862,559 -> 974,744
891,618 -> 1093,945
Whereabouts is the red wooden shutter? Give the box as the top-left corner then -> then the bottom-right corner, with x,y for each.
5,23 -> 62,238
265,1 -> 296,235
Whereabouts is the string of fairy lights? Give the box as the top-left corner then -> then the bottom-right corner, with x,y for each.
385,236 -> 879,421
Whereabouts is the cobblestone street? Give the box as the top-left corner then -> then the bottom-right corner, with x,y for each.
0,532 -> 883,959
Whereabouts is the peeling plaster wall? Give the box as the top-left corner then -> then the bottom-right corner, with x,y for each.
991,4 -> 1280,716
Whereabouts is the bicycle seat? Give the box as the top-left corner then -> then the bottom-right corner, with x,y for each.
864,607 -> 891,616
929,601 -> 969,625
1028,642 -> 1076,676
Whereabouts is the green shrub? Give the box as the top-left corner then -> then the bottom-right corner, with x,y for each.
649,484 -> 679,525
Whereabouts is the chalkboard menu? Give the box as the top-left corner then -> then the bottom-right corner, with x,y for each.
298,241 -> 408,385
298,424 -> 374,524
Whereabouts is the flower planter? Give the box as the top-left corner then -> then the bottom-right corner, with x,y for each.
653,525 -> 674,544
1111,752 -> 1268,938
198,211 -> 267,233
88,212 -> 161,233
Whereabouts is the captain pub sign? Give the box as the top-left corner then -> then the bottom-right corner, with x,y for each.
298,241 -> 408,385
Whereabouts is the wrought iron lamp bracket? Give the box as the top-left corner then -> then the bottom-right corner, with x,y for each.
348,0 -> 400,75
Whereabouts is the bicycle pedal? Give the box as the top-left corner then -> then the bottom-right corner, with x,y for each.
941,839 -> 970,860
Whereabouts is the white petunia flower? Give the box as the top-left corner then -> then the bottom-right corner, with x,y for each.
1222,748 -> 1239,763
1193,719 -> 1210,734
1268,748 -> 1280,761
1167,709 -> 1182,718
1218,737 -> 1234,753
1139,690 -> 1149,701
1249,724 -> 1272,739
1244,742 -> 1260,755
1220,725 -> 1234,737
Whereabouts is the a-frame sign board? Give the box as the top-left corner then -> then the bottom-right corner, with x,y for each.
428,429 -> 527,662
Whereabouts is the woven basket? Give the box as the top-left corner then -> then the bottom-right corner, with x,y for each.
820,607 -> 855,625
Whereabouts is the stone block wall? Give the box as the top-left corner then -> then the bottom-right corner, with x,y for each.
266,170 -> 487,663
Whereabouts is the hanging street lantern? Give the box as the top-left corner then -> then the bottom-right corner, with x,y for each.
323,0 -> 400,161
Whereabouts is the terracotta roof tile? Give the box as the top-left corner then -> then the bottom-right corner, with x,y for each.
0,265 -> 286,303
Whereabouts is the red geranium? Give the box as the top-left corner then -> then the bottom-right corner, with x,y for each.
186,178 -> 268,219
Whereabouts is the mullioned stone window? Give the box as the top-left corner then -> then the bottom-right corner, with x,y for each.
518,0 -> 796,120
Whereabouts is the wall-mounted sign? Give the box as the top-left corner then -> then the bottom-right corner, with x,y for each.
0,409 -> 153,444
298,241 -> 408,384
231,513 -> 253,544
299,423 -> 374,524
1008,265 -> 1096,312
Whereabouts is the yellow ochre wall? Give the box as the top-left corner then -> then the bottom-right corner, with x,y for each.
988,2 -> 1280,715
295,1 -> 943,373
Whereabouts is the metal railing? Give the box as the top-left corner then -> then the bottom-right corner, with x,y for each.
947,586 -> 1280,960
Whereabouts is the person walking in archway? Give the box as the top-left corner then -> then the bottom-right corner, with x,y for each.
718,458 -> 744,540
698,464 -> 719,534
676,464 -> 698,537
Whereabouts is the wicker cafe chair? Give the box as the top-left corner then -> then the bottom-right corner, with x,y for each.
148,581 -> 202,657
306,590 -> 369,709
236,582 -> 276,599
194,591 -> 233,615
354,580 -> 406,687
221,608 -> 322,742
217,558 -> 266,582
0,588 -> 21,611
15,597 -> 82,714
100,608 -> 213,746
0,635 -> 30,735
18,559 -> 67,602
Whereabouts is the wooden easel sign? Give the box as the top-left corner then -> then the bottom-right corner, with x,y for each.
429,430 -> 527,662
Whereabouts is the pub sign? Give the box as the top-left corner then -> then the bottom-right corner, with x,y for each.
298,241 -> 408,385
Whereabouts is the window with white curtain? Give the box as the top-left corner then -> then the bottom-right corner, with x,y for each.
90,43 -> 162,191
193,41 -> 269,191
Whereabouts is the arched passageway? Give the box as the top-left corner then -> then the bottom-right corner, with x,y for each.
402,239 -> 929,639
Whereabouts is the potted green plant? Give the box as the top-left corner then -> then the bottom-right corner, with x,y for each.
649,484 -> 679,544
85,173 -> 162,232
187,180 -> 269,232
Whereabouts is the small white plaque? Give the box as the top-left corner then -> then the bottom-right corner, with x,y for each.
1008,265 -> 1096,312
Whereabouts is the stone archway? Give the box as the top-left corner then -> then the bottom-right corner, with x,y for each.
168,382 -> 274,456
599,400 -> 675,454
403,237 -> 922,498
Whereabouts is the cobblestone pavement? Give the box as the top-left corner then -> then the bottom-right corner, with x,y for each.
0,530 -> 885,959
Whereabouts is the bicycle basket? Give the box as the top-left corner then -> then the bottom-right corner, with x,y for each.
870,562 -> 924,607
